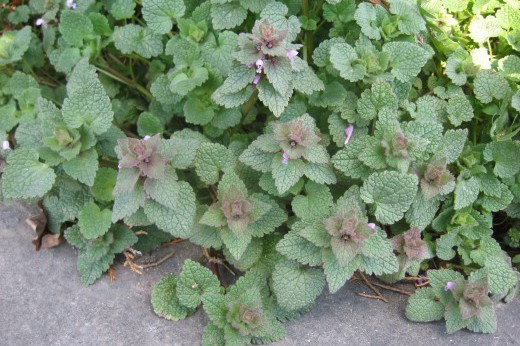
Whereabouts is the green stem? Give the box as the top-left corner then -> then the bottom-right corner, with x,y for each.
23,58 -> 38,81
242,89 -> 259,117
95,65 -> 152,100
302,0 -> 310,62
129,57 -> 136,84
487,39 -> 493,60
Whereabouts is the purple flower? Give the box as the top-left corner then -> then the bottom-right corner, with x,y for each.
66,0 -> 77,9
117,163 -> 122,170
344,125 -> 354,145
143,135 -> 151,141
35,18 -> 47,29
282,152 -> 289,165
286,49 -> 298,62
2,140 -> 10,151
255,58 -> 264,74
367,223 -> 376,230
445,281 -> 455,291
252,74 -> 261,89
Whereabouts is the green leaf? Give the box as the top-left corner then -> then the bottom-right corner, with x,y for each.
496,4 -> 520,30
7,5 -> 30,24
498,55 -> 520,82
480,183 -> 513,212
483,257 -> 518,295
110,224 -> 138,253
78,203 -> 112,240
330,42 -> 365,82
195,143 -> 235,185
201,290 -> 228,328
211,2 -> 248,30
62,148 -> 99,187
357,80 -> 398,121
405,287 -> 445,322
143,168 -> 180,210
151,275 -> 194,321
224,237 -> 264,271
137,112 -> 164,136
143,182 -> 196,238
473,69 -> 511,104
428,269 -> 464,292
292,62 -> 325,95
469,15 -> 503,44
276,230 -> 323,266
200,204 -> 227,228
212,107 -> 242,130
221,225 -> 252,260
467,305 -> 497,334
272,259 -> 325,311
150,74 -> 182,106
184,97 -> 215,125
189,206 -> 224,249
358,250 -> 399,275
360,171 -> 418,224
483,141 -> 520,179
108,0 -> 136,20
304,162 -> 337,185
260,2 -> 301,41
388,0 -> 425,35
383,42 -> 432,82
202,323 -> 225,346
258,81 -> 293,117
332,136 -> 372,179
406,193 -> 440,231
354,3 -> 386,40
264,58 -> 293,94
59,10 -> 93,47
62,60 -> 114,135
291,181 -> 333,221
177,259 -> 221,309
248,193 -> 287,237
77,251 -> 114,286
445,302 -> 468,334
454,177 -> 480,210
2,149 -> 56,200
447,95 -> 474,126
0,26 -> 31,65
142,0 -> 185,34
322,249 -> 358,293
433,129 -> 468,164
202,31 -> 238,77
271,154 -> 305,194
239,146 -> 274,173
113,24 -> 163,58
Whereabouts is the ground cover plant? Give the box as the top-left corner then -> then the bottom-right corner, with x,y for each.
1,0 -> 519,343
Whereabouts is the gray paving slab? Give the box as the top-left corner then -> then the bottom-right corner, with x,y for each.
1,203 -> 519,346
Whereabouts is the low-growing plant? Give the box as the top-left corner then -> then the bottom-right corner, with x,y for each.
1,0 -> 519,343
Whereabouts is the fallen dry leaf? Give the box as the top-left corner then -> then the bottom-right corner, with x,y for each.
26,203 -> 56,251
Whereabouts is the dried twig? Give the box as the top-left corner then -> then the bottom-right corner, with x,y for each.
134,230 -> 148,235
123,251 -> 143,274
372,282 -> 412,296
356,292 -> 387,301
139,250 -> 176,269
401,275 -> 430,288
207,256 -> 236,276
160,238 -> 185,248
358,271 -> 388,303
108,266 -> 116,282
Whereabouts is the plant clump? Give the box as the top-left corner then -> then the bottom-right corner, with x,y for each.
0,0 -> 519,343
